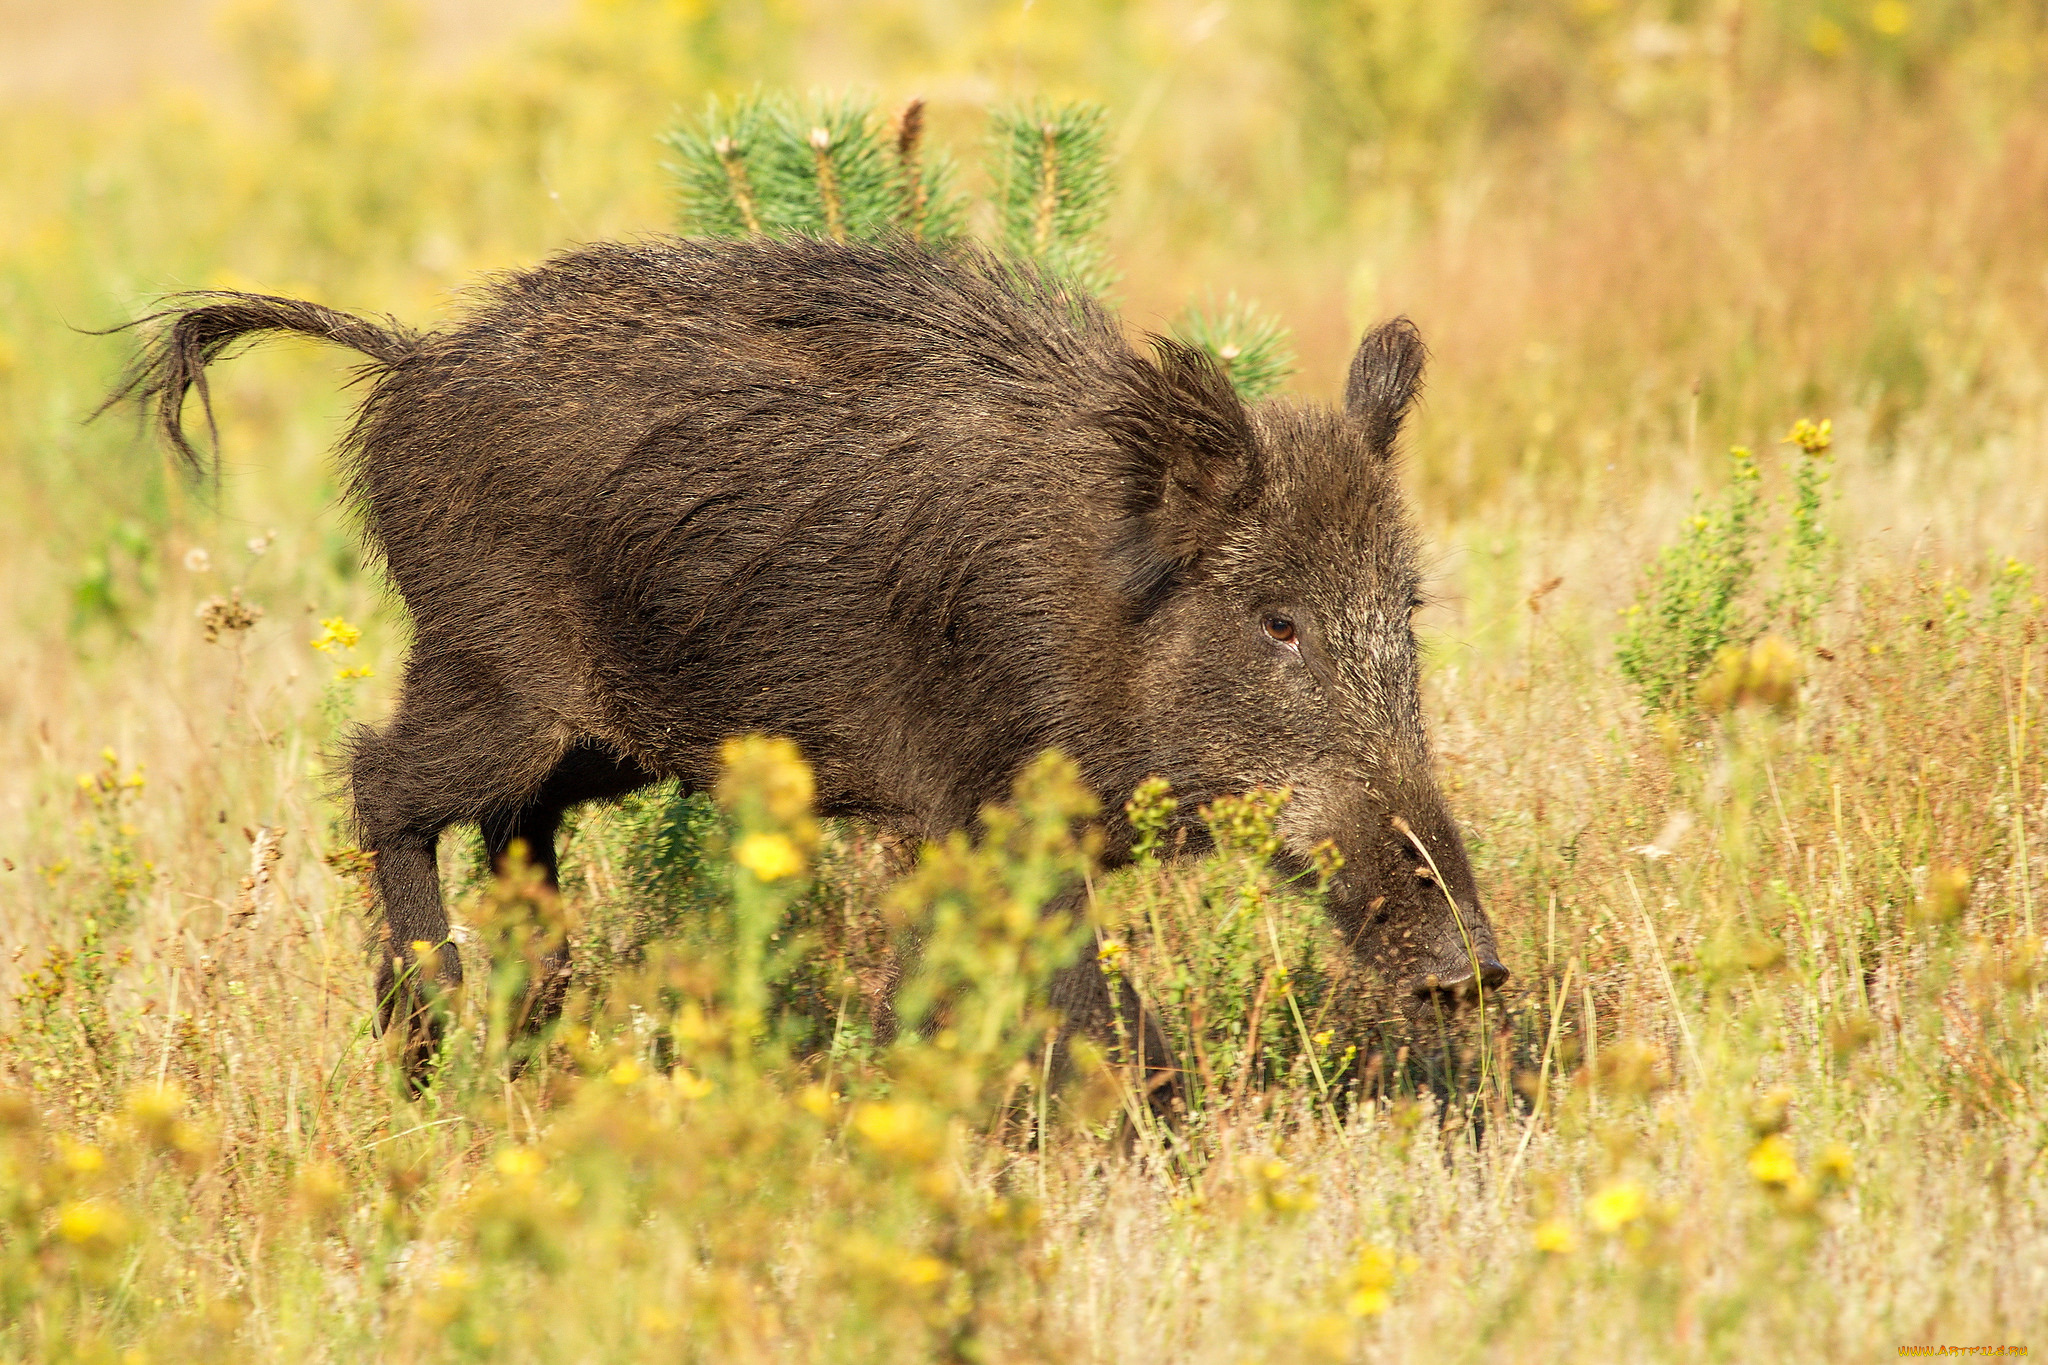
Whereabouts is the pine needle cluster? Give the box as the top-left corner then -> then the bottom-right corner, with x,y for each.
987,100 -> 1114,297
1169,294 -> 1298,402
662,95 -> 965,246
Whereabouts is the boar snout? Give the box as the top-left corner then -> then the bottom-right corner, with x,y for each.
1410,943 -> 1511,1008
1294,794 -> 1510,1018
1385,813 -> 1507,1008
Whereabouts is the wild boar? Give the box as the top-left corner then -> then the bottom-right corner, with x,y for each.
109,236 -> 1507,1090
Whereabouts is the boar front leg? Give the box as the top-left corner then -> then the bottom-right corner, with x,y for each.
1045,911 -> 1180,1122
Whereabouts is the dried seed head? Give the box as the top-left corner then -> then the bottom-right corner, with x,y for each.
196,589 -> 263,643
895,97 -> 925,159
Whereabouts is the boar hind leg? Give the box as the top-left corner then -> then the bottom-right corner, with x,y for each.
351,657 -> 572,1090
480,744 -> 657,1051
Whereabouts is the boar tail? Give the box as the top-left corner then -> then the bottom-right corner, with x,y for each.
92,292 -> 421,480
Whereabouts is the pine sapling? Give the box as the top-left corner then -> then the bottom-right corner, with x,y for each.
888,98 -> 968,242
667,93 -> 1288,395
663,96 -> 774,238
768,99 -> 895,243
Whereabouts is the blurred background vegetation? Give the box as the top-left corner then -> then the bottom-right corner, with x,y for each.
4,3 -> 2048,1359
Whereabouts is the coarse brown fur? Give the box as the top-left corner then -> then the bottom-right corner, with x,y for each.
106,235 -> 1507,1092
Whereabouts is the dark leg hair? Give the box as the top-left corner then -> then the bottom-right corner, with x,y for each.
478,744 -> 657,1048
351,649 -> 583,1089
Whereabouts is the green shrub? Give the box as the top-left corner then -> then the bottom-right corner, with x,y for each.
1616,444 -> 1766,714
1618,420 -> 1846,715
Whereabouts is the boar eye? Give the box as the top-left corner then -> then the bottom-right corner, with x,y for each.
1263,615 -> 1298,645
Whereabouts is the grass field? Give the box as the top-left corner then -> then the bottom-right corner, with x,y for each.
3,2 -> 2047,1360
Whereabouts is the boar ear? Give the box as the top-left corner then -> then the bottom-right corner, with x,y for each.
1101,339 -> 1262,612
1344,317 -> 1427,454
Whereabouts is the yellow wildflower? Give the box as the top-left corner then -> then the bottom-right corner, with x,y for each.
1532,1218 -> 1577,1254
1747,1084 -> 1794,1137
310,617 -> 362,653
1342,1243 -> 1414,1317
1783,417 -> 1834,455
1347,1286 -> 1390,1317
1346,1249 -> 1390,1315
898,1255 -> 949,1287
1698,635 -> 1802,714
716,735 -> 816,825
124,1082 -> 185,1130
851,1100 -> 943,1164
56,1199 -> 129,1253
122,1083 -> 207,1158
1748,1134 -> 1799,1186
1244,1156 -> 1318,1216
61,1141 -> 106,1176
1586,1179 -> 1646,1232
493,1147 -> 544,1181
733,831 -> 803,882
294,1160 -> 348,1222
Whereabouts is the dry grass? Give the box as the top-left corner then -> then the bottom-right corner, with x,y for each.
2,2 -> 2046,1361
